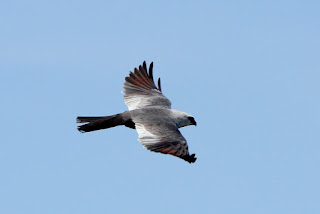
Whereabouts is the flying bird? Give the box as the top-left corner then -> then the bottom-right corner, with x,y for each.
77,62 -> 197,163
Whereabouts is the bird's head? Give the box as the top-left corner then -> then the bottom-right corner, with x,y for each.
172,110 -> 197,128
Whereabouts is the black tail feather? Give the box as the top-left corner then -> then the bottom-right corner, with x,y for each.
77,116 -> 109,123
77,115 -> 124,133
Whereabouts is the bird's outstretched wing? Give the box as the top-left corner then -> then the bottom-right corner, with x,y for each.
134,117 -> 196,163
123,61 -> 171,110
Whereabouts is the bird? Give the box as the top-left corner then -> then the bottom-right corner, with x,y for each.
77,61 -> 197,163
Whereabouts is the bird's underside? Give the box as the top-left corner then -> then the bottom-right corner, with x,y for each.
77,61 -> 197,163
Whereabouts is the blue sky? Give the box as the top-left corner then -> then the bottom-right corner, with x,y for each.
1,1 -> 319,213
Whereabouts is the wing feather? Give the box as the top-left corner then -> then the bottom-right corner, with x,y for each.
134,116 -> 196,163
123,61 -> 171,110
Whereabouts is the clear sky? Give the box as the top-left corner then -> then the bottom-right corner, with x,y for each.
1,1 -> 319,213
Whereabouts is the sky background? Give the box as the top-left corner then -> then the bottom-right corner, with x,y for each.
1,1 -> 319,213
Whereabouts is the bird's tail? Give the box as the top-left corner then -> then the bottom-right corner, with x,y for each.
77,114 -> 125,133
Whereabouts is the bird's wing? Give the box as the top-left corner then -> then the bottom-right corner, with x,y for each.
134,116 -> 196,163
123,61 -> 172,110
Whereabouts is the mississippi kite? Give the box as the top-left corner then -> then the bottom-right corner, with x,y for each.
77,62 -> 197,163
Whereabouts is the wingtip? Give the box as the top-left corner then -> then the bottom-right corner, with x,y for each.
149,62 -> 154,81
184,153 -> 197,163
123,61 -> 160,93
158,78 -> 162,92
143,61 -> 147,71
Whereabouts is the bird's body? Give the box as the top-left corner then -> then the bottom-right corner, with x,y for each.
77,62 -> 197,163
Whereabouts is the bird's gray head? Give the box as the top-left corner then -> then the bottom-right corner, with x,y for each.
171,110 -> 197,128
